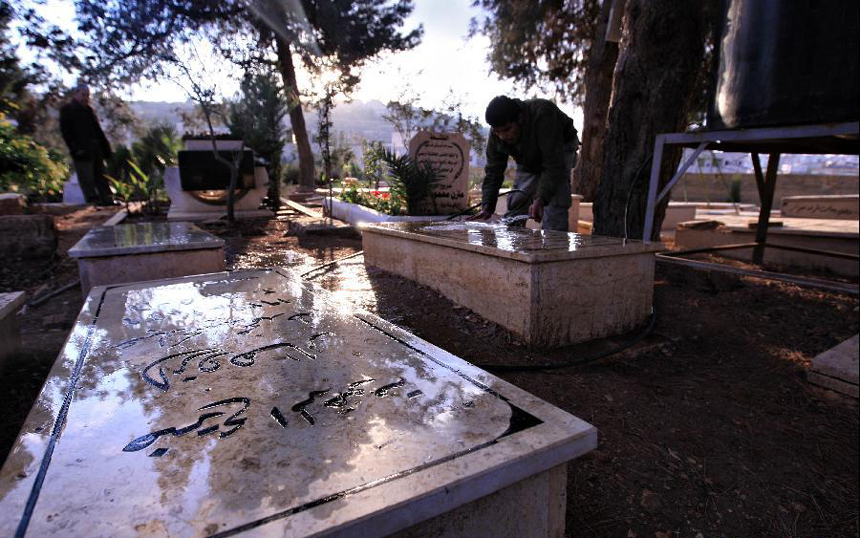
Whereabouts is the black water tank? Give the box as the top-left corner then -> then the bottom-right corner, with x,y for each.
707,0 -> 859,130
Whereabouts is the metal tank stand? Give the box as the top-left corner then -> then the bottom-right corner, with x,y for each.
642,121 -> 859,265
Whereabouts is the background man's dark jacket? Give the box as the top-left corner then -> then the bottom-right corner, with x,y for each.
482,98 -> 578,212
59,100 -> 112,160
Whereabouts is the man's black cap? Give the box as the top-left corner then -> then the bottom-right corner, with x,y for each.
485,96 -> 521,127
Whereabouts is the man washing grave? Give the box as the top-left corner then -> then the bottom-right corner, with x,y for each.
59,81 -> 116,206
469,95 -> 579,231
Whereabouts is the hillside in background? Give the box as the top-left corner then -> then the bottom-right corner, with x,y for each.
128,99 -> 395,144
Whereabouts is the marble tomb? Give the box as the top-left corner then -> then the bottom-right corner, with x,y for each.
0,269 -> 596,538
362,222 -> 663,347
68,221 -> 225,295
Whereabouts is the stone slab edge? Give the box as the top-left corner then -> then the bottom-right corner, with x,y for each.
808,372 -> 859,398
810,334 -> 859,384
166,209 -> 274,221
327,198 -> 452,226
280,197 -> 323,219
0,291 -> 26,320
101,210 -> 128,227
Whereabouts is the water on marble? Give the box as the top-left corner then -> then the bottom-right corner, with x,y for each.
0,269 -> 540,538
388,221 -> 630,253
72,222 -> 221,256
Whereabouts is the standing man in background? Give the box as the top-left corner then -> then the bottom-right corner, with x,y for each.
469,95 -> 578,231
60,82 -> 115,206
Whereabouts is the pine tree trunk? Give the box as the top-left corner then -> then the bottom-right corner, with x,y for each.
594,0 -> 714,239
276,38 -> 316,192
572,0 -> 619,202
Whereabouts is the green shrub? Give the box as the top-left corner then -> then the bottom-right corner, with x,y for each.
0,115 -> 67,200
378,148 -> 441,215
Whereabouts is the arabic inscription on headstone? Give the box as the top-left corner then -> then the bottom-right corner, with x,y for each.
409,132 -> 470,214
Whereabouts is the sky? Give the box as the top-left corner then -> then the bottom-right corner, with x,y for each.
22,0 -> 583,130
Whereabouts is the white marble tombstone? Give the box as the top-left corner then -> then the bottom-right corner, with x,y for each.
0,269 -> 596,538
362,222 -> 663,347
61,173 -> 86,205
167,140 -> 273,221
68,221 -> 226,295
409,132 -> 470,214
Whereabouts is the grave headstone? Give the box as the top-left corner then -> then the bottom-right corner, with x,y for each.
62,173 -> 87,205
0,269 -> 596,538
780,194 -> 860,220
166,139 -> 273,221
409,132 -> 470,214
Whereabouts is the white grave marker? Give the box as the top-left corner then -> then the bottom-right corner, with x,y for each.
409,132 -> 470,214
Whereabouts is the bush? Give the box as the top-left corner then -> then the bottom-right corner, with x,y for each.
0,116 -> 67,200
378,148 -> 441,215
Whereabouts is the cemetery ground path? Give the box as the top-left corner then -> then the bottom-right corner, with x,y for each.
1,211 -> 857,538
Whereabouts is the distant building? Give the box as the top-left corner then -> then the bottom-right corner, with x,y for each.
683,149 -> 859,176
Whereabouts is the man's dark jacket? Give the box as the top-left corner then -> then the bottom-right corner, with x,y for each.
482,98 -> 577,212
59,100 -> 112,160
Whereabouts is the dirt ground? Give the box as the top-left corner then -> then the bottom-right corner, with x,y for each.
1,208 -> 858,538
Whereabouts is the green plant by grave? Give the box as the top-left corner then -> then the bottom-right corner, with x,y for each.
361,139 -> 386,189
106,158 -> 165,213
0,114 -> 67,200
377,148 -> 441,216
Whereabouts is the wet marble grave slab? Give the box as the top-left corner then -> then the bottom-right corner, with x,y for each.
68,221 -> 225,295
362,222 -> 663,347
0,268 -> 596,538
69,221 -> 224,257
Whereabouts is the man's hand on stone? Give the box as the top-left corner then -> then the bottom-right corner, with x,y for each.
466,209 -> 493,221
528,199 -> 544,222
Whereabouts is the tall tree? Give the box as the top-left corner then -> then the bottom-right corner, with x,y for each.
470,0 -> 599,105
227,70 -> 291,205
572,0 -> 618,201
472,0 -> 714,231
72,0 -> 422,193
593,0 -> 715,239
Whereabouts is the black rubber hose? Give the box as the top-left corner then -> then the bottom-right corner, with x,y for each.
474,308 -> 658,372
